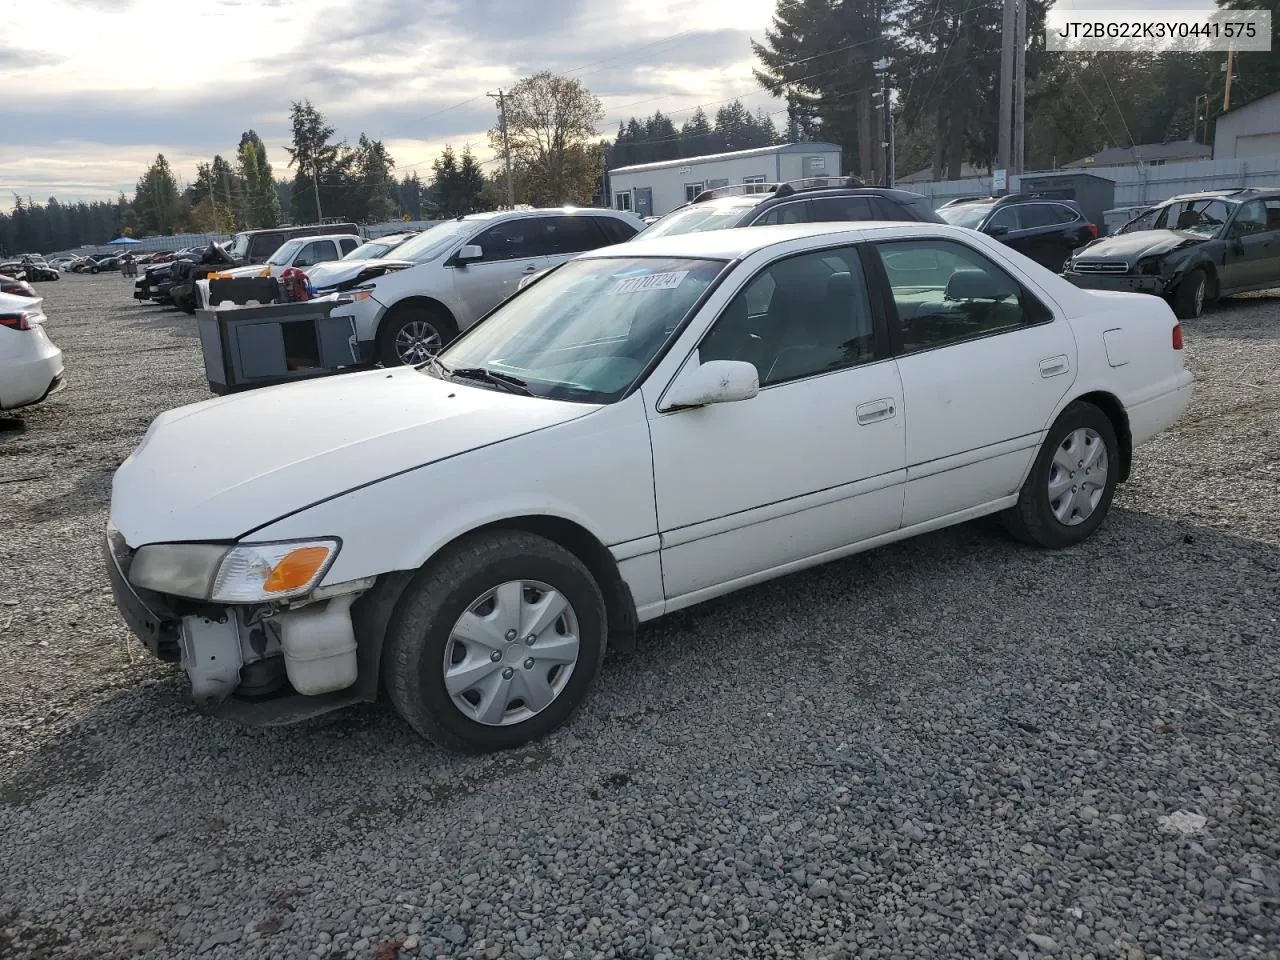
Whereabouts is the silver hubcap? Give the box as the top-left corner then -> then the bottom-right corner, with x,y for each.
443,580 -> 580,727
394,320 -> 442,364
1047,427 -> 1108,526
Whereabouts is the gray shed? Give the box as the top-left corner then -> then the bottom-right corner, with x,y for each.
1018,173 -> 1117,233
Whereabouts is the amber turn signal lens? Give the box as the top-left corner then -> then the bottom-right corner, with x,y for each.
263,546 -> 332,593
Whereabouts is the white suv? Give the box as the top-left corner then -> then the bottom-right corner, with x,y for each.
331,208 -> 643,366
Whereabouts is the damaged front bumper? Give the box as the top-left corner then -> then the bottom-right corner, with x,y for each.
1063,272 -> 1170,296
104,529 -> 378,725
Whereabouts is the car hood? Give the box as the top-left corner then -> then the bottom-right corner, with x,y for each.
110,368 -> 598,546
1075,229 -> 1207,262
306,259 -> 415,288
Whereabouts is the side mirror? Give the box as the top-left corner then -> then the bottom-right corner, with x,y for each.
986,224 -> 1010,237
455,245 -> 483,264
663,360 -> 760,410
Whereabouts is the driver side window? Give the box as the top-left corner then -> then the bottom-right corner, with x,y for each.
698,246 -> 877,388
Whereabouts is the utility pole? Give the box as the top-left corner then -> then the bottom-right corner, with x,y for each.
1013,0 -> 1026,176
997,0 -> 1016,188
1223,48 -> 1236,111
312,155 -> 324,223
488,89 -> 515,208
874,59 -> 892,187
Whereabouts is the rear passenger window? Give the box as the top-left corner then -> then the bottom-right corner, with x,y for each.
808,196 -> 877,222
754,201 -> 810,226
1019,204 -> 1063,229
873,238 -> 1052,354
544,216 -> 609,255
340,237 -> 360,254
987,207 -> 1020,231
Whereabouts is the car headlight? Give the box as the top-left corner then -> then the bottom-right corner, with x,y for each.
1136,257 -> 1163,276
129,539 -> 340,603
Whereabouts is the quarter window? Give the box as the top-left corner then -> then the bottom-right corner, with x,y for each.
698,247 -> 877,387
339,237 -> 360,255
873,238 -> 1051,353
1018,204 -> 1063,229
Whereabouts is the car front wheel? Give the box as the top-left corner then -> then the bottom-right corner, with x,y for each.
384,531 -> 607,752
1171,267 -> 1207,319
377,305 -> 456,366
1001,400 -> 1119,549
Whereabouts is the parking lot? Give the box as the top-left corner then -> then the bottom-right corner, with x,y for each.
1,272 -> 1277,959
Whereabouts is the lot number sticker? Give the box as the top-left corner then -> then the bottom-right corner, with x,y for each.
611,270 -> 688,295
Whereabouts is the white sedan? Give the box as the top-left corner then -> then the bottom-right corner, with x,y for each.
0,292 -> 64,411
105,222 -> 1193,751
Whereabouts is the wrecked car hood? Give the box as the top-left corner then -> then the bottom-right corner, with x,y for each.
306,259 -> 415,289
1076,229 -> 1207,262
109,368 -> 597,546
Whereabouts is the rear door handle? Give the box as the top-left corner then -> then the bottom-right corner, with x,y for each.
1039,355 -> 1070,378
856,398 -> 897,425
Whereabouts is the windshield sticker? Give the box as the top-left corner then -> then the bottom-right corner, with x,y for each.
611,270 -> 688,294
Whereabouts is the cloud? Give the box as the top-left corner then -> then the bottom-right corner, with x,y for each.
2,0 -> 782,208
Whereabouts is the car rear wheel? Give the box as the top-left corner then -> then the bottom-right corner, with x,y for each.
1001,401 -> 1119,549
1172,268 -> 1207,320
384,531 -> 607,752
377,304 -> 456,367
89,265 -> 100,274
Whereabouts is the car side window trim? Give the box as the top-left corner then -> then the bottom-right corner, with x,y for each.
863,236 -> 1056,359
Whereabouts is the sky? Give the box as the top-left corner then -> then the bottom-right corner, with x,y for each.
1,0 -> 1218,212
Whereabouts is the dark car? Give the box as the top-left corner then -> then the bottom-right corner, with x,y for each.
1062,188 -> 1280,319
635,178 -> 945,240
936,194 -> 1097,271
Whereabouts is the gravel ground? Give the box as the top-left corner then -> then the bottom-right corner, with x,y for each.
1,273 -> 1277,960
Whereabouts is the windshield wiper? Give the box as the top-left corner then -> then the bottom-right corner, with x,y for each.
448,366 -> 533,396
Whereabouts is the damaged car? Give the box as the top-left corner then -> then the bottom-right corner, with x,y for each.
106,221 -> 1194,752
302,232 -> 419,296
1063,188 -> 1280,318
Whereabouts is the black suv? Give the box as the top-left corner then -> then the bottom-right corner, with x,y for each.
636,178 -> 945,239
936,194 -> 1097,272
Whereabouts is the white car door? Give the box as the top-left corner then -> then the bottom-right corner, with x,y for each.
867,236 -> 1078,527
645,245 -> 908,606
450,218 -> 551,329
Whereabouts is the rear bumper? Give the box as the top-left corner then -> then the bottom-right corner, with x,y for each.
0,335 -> 63,410
1130,371 -> 1195,448
1066,273 -> 1169,296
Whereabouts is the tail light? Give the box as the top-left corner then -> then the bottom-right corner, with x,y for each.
0,311 -> 33,331
1172,323 -> 1184,350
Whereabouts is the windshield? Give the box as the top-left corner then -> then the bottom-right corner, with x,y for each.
1122,198 -> 1233,237
937,204 -> 992,229
343,239 -> 389,260
266,238 -> 306,266
433,256 -> 727,403
224,233 -> 250,260
638,203 -> 760,239
383,221 -> 475,263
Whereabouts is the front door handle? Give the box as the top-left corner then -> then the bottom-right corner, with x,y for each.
1039,355 -> 1070,378
856,398 -> 897,425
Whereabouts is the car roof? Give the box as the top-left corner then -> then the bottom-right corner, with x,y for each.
285,233 -> 360,242
588,221 -> 967,261
459,207 -> 631,223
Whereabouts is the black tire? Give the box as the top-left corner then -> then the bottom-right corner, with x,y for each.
376,303 -> 456,367
1171,268 -> 1206,320
384,531 -> 607,753
1001,400 -> 1119,549
89,265 -> 100,274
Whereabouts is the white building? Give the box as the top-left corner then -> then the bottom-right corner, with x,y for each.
608,142 -> 843,218
1214,90 -> 1280,160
